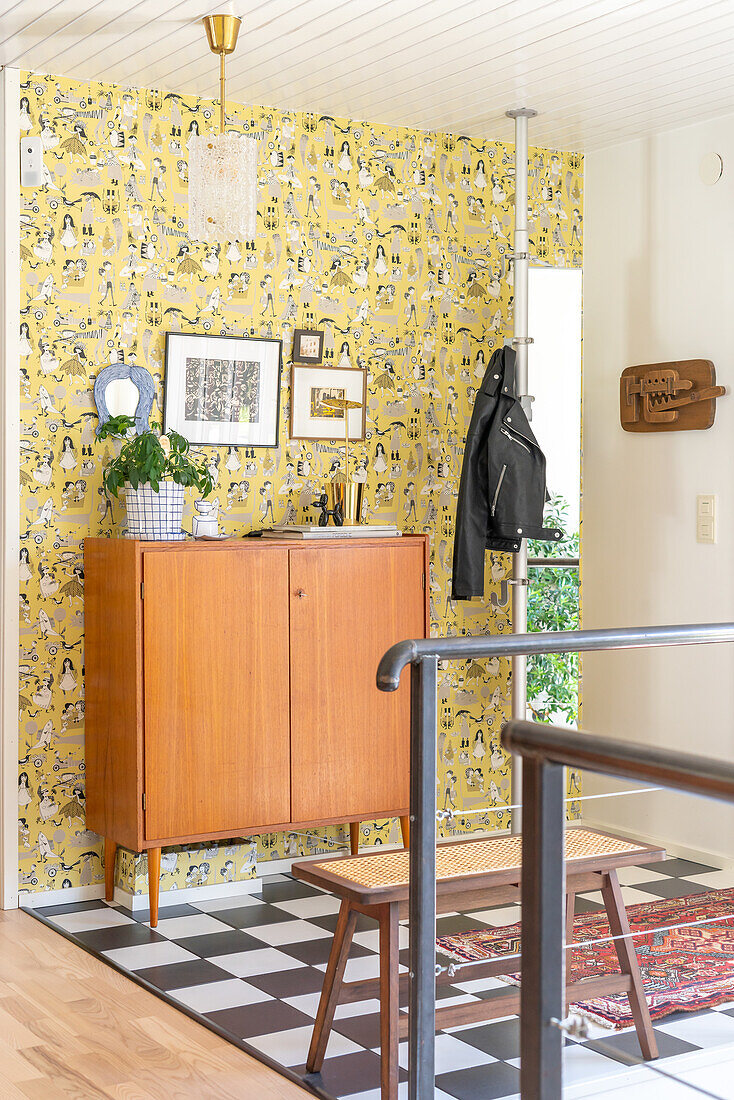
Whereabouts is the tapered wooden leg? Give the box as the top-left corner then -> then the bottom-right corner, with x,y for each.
104,838 -> 117,903
601,869 -> 658,1060
564,891 -> 575,1012
399,816 -> 410,848
378,901 -> 400,1100
349,822 -> 360,856
307,899 -> 358,1073
147,847 -> 161,928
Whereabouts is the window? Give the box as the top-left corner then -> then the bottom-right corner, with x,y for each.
526,266 -> 583,725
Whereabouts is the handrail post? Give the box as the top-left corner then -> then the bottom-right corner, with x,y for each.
521,756 -> 565,1098
409,655 -> 437,1100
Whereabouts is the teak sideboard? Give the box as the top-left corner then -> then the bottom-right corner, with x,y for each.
84,535 -> 429,925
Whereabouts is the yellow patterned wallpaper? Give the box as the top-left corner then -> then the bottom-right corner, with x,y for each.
17,71 -> 582,898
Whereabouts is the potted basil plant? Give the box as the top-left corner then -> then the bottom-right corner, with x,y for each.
98,415 -> 213,540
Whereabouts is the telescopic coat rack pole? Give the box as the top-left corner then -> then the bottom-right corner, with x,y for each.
506,107 -> 537,835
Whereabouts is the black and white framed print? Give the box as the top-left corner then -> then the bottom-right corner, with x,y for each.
292,328 -> 324,364
290,365 -> 366,441
164,333 -> 282,447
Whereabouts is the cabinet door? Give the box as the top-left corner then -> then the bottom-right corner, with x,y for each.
289,542 -> 426,822
143,548 -> 290,841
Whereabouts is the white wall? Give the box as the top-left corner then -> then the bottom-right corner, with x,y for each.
582,113 -> 734,865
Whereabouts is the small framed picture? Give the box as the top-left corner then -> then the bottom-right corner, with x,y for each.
164,333 -> 282,447
292,328 -> 324,364
290,366 -> 366,441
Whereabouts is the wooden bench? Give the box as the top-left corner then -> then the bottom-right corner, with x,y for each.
293,826 -> 664,1099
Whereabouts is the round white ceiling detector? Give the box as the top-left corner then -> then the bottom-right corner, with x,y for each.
699,152 -> 723,185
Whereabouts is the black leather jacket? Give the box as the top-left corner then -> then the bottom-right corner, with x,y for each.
452,346 -> 562,599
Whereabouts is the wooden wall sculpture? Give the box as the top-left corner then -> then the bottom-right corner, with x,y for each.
620,360 -> 725,432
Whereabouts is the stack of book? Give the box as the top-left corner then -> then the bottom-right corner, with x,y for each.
262,524 -> 400,540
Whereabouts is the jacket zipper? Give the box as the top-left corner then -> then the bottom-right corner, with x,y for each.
501,425 -> 531,453
491,465 -> 507,516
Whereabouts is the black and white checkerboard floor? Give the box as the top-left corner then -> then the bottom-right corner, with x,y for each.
25,857 -> 734,1100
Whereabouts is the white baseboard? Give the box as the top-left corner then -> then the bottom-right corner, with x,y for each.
18,857 -> 294,911
19,877 -> 270,911
117,874 -> 265,910
18,848 -> 399,911
20,884 -> 106,908
582,816 -> 728,870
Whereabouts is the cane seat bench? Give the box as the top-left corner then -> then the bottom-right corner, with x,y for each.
292,826 -> 664,1100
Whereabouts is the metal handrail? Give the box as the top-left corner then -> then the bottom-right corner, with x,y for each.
377,621 -> 734,692
503,719 -> 734,802
376,622 -> 734,1100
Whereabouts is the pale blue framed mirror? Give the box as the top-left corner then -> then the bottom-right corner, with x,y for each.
94,360 -> 155,435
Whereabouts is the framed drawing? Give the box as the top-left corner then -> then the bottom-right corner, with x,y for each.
292,328 -> 324,364
290,365 -> 366,441
164,333 -> 282,446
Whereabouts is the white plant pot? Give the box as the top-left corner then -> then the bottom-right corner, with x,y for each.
124,482 -> 185,540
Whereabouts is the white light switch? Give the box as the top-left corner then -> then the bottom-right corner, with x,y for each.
20,136 -> 43,187
697,494 -> 716,544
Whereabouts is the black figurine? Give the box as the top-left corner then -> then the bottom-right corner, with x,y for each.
311,492 -> 343,527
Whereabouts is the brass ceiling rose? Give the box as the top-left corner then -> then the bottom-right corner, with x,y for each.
202,13 -> 242,133
203,13 -> 241,56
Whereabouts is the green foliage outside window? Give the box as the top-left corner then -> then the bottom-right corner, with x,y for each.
526,494 -> 580,725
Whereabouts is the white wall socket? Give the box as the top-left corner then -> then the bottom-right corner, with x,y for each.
20,136 -> 43,187
696,494 -> 716,544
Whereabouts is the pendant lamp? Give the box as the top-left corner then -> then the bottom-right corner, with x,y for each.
188,13 -> 257,243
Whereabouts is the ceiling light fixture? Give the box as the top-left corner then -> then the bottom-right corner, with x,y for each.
188,13 -> 257,243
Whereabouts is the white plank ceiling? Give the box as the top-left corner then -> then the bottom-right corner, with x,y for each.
1,0 -> 733,150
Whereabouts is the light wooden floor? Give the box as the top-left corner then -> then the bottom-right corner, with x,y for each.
0,908 -> 310,1099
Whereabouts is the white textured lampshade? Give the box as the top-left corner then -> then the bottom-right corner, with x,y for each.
188,132 -> 258,243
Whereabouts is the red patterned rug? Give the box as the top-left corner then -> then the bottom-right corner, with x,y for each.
437,888 -> 734,1028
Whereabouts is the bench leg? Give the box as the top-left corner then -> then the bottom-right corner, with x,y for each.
601,869 -> 658,1060
349,822 -> 360,855
307,899 -> 358,1074
378,901 -> 400,1100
